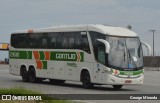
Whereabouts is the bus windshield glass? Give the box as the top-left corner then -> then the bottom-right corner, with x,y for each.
107,37 -> 143,71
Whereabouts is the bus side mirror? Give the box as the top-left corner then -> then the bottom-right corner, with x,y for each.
97,39 -> 110,53
141,42 -> 152,56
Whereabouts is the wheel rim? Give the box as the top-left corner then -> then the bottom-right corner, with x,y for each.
83,75 -> 90,86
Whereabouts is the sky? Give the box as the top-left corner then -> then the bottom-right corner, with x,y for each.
0,0 -> 160,59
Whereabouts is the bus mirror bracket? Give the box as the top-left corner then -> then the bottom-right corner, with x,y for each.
97,39 -> 110,53
141,42 -> 152,56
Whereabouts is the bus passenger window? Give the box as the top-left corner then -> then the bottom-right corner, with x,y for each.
48,32 -> 58,49
62,32 -> 75,49
81,34 -> 90,53
51,38 -> 56,48
42,38 -> 47,48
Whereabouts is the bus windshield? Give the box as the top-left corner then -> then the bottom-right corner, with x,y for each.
107,37 -> 143,71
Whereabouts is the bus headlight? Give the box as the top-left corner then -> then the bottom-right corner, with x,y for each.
103,68 -> 120,76
104,67 -> 112,74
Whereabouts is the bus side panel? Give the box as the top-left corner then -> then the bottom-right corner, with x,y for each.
65,61 -> 78,81
48,61 -> 65,80
92,63 -> 106,84
27,59 -> 53,79
9,59 -> 20,75
77,52 -> 97,83
32,60 -> 65,80
9,59 -> 27,76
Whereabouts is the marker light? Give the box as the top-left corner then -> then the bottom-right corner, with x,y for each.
112,69 -> 120,76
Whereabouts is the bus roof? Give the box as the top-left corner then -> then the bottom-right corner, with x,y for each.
13,24 -> 138,37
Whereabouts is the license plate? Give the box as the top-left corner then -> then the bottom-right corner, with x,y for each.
125,80 -> 132,84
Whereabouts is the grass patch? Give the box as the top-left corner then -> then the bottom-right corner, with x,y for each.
0,87 -> 72,103
0,87 -> 40,94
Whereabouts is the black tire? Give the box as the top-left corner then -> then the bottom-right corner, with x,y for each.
36,78 -> 43,83
28,67 -> 37,83
49,79 -> 55,83
82,71 -> 93,89
49,79 -> 65,84
20,66 -> 29,82
113,85 -> 123,89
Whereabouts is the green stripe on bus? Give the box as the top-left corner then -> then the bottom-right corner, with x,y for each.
80,52 -> 84,62
10,51 -> 27,59
9,51 -> 84,62
39,51 -> 45,60
119,70 -> 143,76
27,51 -> 32,59
10,51 -> 32,59
42,61 -> 47,69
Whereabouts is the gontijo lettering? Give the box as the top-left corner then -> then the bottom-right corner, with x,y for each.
56,53 -> 76,60
51,52 -> 84,62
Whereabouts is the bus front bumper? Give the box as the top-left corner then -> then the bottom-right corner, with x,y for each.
107,74 -> 144,85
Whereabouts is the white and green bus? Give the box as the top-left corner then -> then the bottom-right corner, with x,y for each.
9,24 -> 151,89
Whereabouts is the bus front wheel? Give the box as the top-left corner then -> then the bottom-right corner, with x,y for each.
82,71 -> 93,89
112,85 -> 123,89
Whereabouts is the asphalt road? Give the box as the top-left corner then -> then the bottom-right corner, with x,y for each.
0,65 -> 160,103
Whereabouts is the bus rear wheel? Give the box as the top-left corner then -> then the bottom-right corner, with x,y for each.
20,66 -> 29,82
112,85 -> 123,89
28,67 -> 38,83
82,71 -> 93,89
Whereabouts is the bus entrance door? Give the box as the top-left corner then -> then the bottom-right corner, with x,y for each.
96,42 -> 107,84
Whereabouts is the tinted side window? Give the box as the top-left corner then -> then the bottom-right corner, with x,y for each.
41,33 -> 50,48
11,34 -> 18,48
56,32 -> 63,49
81,32 -> 90,53
75,32 -> 82,49
11,32 -> 90,52
28,33 -> 39,48
75,32 -> 90,53
48,32 -> 58,49
62,32 -> 75,49
11,33 -> 28,48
